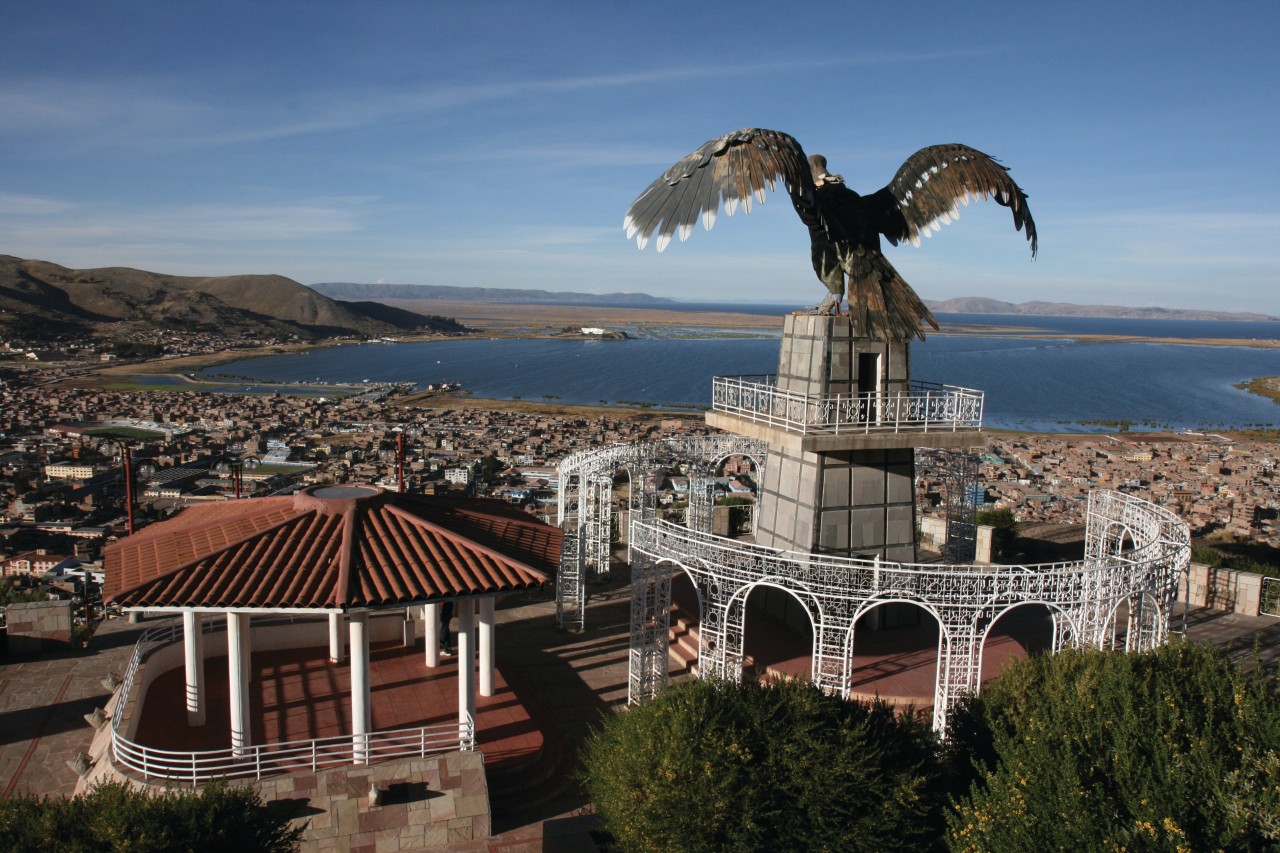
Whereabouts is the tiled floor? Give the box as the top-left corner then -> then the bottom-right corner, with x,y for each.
133,639 -> 541,772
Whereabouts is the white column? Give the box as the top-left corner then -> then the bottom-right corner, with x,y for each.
227,612 -> 251,756
423,602 -> 440,667
478,597 -> 496,697
457,600 -> 476,733
183,610 -> 205,727
349,611 -> 371,764
328,612 -> 346,663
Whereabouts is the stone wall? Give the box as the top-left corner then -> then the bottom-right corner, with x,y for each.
4,599 -> 73,654
918,517 -> 994,563
1179,563 -> 1265,616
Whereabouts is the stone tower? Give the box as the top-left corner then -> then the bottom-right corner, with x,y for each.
707,314 -> 980,562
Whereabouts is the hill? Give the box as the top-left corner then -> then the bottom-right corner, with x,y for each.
925,296 -> 1278,322
0,256 -> 466,344
310,282 -> 676,306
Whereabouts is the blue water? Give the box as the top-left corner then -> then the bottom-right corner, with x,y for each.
660,304 -> 1280,341
936,313 -> 1280,341
192,316 -> 1280,432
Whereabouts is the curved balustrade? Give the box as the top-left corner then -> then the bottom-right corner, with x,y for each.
711,374 -> 984,434
111,719 -> 473,786
108,616 -> 474,786
630,494 -> 1185,619
626,488 -> 1189,729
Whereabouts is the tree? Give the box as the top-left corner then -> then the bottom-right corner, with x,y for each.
581,677 -> 946,853
479,453 -> 504,484
0,780 -> 303,852
946,643 -> 1280,852
0,579 -> 46,606
975,507 -> 1016,560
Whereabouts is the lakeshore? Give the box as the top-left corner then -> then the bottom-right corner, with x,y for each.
22,304 -> 1280,429
74,303 -> 1280,384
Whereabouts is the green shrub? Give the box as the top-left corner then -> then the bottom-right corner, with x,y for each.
0,780 -> 303,852
947,643 -> 1280,852
975,508 -> 1017,560
581,677 -> 945,852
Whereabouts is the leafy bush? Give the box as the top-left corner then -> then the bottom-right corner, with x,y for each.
946,643 -> 1280,852
0,780 -> 303,852
975,508 -> 1017,560
581,677 -> 945,852
0,580 -> 48,606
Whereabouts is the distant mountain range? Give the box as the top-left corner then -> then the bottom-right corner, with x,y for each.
0,256 -> 466,343
4,257 -> 1270,347
315,282 -> 1275,321
923,296 -> 1278,322
310,282 -> 676,306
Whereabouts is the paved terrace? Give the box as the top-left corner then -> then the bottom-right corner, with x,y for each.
2,571 -> 1278,851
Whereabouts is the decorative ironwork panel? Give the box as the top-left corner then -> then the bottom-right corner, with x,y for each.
629,488 -> 1189,733
712,375 -> 983,434
687,477 -> 715,534
555,527 -> 584,632
628,550 -> 672,705
917,448 -> 980,563
1263,577 -> 1280,618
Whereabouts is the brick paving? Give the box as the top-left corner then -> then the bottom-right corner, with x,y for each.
0,618 -> 146,799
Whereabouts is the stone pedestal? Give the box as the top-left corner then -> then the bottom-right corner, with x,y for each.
762,315 -> 915,559
756,444 -> 918,561
712,314 -> 946,562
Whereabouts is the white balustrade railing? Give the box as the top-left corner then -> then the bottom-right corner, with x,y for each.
108,615 -> 474,785
111,717 -> 473,786
711,375 -> 984,434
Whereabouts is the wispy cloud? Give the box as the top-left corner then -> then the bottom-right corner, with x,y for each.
0,191 -> 78,215
0,45 -> 1006,152
9,200 -> 365,244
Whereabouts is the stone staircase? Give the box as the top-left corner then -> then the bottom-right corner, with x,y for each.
668,602 -> 699,678
667,602 -> 757,679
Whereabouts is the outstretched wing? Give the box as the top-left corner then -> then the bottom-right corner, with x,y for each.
872,144 -> 1037,257
623,128 -> 814,252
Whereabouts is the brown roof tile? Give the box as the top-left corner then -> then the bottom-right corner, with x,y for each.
106,486 -> 561,610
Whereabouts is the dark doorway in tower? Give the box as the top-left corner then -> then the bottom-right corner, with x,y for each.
669,570 -> 702,678
848,602 -> 940,713
858,352 -> 880,421
741,585 -> 814,680
979,603 -> 1055,684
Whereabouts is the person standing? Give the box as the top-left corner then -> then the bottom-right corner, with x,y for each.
439,600 -> 455,656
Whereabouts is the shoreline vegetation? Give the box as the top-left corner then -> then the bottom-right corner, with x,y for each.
1234,376 -> 1280,406
71,302 -> 1280,422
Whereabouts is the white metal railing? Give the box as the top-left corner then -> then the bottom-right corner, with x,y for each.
108,616 -> 474,785
1262,577 -> 1280,617
711,375 -> 984,434
111,717 -> 473,786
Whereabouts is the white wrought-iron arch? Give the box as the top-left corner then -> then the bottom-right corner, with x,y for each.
850,592 -> 951,630
623,489 -> 1188,731
1100,588 -> 1167,652
845,596 -> 949,709
975,600 -> 1073,677
980,598 -> 1077,646
729,579 -> 823,635
559,433 -> 1190,731
556,435 -> 768,632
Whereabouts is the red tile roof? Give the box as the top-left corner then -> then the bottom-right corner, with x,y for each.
105,486 -> 561,610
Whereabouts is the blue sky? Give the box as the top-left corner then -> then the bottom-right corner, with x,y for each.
3,2 -> 1277,312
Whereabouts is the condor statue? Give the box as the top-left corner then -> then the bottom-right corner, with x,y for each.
624,129 -> 1037,341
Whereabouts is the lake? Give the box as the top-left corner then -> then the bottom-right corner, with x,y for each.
192,314 -> 1280,432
